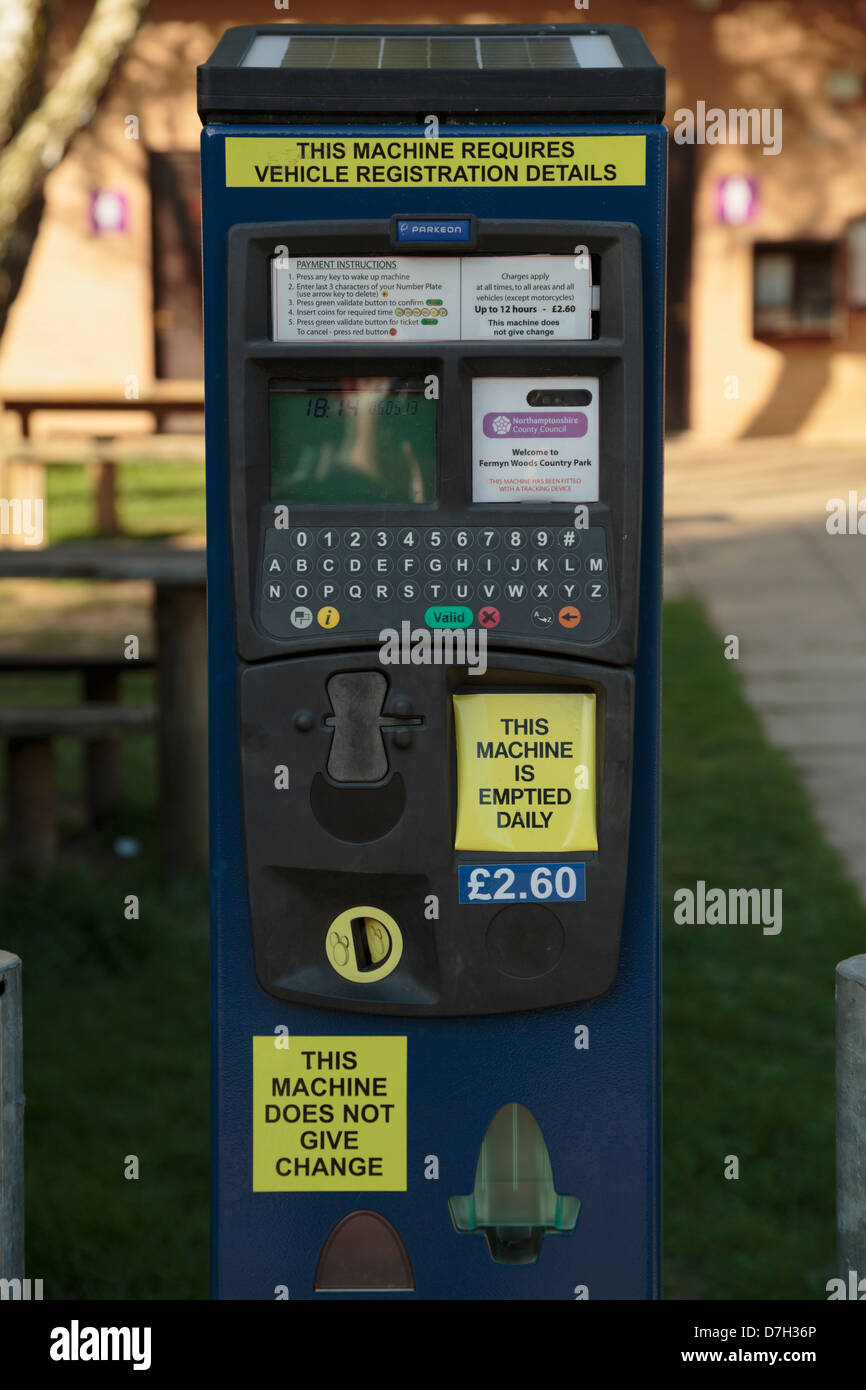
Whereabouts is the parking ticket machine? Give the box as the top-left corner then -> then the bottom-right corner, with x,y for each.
199,23 -> 665,1300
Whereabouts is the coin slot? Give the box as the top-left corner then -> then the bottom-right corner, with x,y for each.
351,915 -> 392,972
325,905 -> 403,984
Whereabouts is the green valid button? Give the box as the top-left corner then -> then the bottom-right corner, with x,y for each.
425,606 -> 473,628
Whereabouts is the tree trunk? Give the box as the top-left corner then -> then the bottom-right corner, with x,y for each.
0,0 -> 148,338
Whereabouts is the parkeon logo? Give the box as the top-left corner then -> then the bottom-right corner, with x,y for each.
49,1320 -> 152,1372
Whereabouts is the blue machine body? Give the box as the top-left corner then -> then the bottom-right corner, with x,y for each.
202,111 -> 665,1300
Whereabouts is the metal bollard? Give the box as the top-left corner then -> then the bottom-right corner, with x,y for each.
837,954 -> 866,1280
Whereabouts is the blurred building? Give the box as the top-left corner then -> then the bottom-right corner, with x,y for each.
1,0 -> 866,441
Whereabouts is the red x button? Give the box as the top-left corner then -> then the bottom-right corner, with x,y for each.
478,606 -> 501,629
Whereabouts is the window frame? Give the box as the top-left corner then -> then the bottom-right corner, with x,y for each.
752,238 -> 843,342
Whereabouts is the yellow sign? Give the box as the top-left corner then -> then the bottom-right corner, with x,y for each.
252,1035 -> 407,1192
225,136 -> 645,188
453,692 -> 598,853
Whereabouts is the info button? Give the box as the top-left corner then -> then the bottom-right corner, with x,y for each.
424,606 -> 473,629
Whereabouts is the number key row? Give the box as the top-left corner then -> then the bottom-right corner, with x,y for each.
288,526 -> 586,550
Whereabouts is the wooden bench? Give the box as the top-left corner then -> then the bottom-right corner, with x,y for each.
0,657 -> 158,872
0,434 -> 205,541
0,435 -> 205,465
0,704 -> 156,872
1,381 -> 204,540
0,545 -> 207,876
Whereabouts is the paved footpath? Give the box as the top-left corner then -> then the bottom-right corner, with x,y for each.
664,435 -> 866,900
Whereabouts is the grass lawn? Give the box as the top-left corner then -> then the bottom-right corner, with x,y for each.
0,671 -> 208,1299
0,590 -> 862,1297
663,597 -> 866,1300
8,866 -> 208,1300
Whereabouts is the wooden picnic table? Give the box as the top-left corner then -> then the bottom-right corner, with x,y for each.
1,380 -> 205,435
0,542 -> 207,875
0,381 -> 205,535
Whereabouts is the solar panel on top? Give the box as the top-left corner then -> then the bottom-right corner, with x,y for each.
478,37 -> 579,68
428,38 -> 479,68
280,38 -> 383,68
240,33 -> 622,69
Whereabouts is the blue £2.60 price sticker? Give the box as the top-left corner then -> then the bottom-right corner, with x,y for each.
459,863 -> 586,905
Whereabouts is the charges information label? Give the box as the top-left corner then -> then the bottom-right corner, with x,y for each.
460,256 -> 592,340
252,1035 -> 407,1192
227,135 -> 646,188
271,254 -> 592,343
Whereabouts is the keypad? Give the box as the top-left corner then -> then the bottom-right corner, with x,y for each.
260,526 -> 611,641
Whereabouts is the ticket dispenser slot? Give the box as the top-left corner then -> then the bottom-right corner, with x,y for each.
449,1103 -> 580,1265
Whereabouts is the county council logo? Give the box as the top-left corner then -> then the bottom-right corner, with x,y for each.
491,414 -> 511,435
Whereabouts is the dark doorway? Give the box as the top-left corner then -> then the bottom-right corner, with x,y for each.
149,151 -> 203,386
666,142 -> 695,434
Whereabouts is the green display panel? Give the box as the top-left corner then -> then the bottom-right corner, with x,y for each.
270,380 -> 437,505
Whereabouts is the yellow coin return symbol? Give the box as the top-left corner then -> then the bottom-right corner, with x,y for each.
317,606 -> 340,629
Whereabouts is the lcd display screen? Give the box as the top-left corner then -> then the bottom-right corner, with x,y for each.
269,379 -> 437,504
